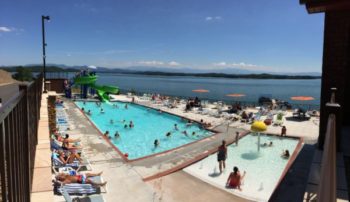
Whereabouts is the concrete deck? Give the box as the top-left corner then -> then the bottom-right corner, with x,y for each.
31,92 -> 54,202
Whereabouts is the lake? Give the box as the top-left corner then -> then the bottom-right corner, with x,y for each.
93,73 -> 321,108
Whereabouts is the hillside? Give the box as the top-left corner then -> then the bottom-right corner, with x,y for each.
0,69 -> 20,84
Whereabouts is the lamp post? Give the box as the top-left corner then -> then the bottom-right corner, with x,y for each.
42,15 -> 50,93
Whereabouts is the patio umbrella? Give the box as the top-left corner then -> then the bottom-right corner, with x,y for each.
290,96 -> 315,110
290,96 -> 314,101
192,89 -> 209,93
226,93 -> 246,104
192,89 -> 209,107
226,93 -> 246,97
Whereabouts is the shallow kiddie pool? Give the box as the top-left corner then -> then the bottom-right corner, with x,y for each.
184,133 -> 301,201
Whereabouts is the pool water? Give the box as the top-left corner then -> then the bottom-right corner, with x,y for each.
184,134 -> 300,201
75,101 -> 213,160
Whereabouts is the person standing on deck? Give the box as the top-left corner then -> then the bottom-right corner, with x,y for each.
281,126 -> 287,137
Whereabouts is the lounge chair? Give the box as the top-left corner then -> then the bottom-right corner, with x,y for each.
200,108 -> 209,115
52,157 -> 82,174
56,176 -> 107,195
208,110 -> 221,118
51,140 -> 82,153
61,187 -> 105,202
274,113 -> 284,126
52,152 -> 92,173
126,93 -> 133,98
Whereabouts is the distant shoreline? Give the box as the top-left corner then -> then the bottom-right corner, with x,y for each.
0,66 -> 321,80
114,71 -> 321,80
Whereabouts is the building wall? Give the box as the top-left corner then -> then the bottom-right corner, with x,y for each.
318,11 -> 350,149
0,83 -> 19,104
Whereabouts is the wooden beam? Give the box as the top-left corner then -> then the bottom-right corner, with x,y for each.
305,0 -> 350,13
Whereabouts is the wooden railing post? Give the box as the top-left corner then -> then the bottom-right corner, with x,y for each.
19,84 -> 31,201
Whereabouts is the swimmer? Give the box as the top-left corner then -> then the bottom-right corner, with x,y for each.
281,150 -> 290,159
192,132 -> 196,136
154,139 -> 159,147
174,124 -> 178,131
87,110 -> 92,115
269,141 -> 273,147
129,121 -> 134,128
114,131 -> 120,138
186,120 -> 193,127
103,131 -> 109,138
124,124 -> 128,129
182,130 -> 188,136
110,119 -> 114,124
81,107 -> 85,112
120,119 -> 126,123
166,132 -> 171,138
125,104 -> 128,109
83,101 -> 86,105
100,108 -> 104,113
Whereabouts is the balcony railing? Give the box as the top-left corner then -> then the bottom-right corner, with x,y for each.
0,74 -> 43,202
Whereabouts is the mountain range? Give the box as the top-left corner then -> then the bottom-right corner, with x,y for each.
30,63 -> 321,76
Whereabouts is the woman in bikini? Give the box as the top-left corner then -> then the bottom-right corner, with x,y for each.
55,172 -> 106,186
61,134 -> 82,151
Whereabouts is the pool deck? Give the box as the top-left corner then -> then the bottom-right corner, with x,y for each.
51,94 -> 322,202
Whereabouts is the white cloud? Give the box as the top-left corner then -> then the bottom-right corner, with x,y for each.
213,62 -> 227,66
213,61 -> 269,70
0,26 -> 12,32
138,60 -> 164,66
168,61 -> 180,66
205,17 -> 213,21
88,65 -> 97,69
205,16 -> 222,21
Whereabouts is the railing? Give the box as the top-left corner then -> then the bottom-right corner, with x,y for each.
316,88 -> 340,202
0,74 -> 43,202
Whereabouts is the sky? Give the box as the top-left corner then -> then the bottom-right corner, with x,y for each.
0,0 -> 324,73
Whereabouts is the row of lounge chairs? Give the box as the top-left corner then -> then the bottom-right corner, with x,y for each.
52,102 -> 106,202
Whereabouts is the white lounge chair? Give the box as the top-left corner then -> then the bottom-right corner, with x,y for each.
57,176 -> 107,194
61,187 -> 105,202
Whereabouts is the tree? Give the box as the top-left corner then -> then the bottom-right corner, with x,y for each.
12,66 -> 33,81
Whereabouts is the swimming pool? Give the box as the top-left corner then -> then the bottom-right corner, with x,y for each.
75,101 -> 214,160
184,133 -> 300,201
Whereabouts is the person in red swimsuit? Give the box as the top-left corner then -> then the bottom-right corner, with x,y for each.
55,172 -> 106,186
226,166 -> 246,191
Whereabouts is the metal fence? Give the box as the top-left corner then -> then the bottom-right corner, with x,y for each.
0,74 -> 43,202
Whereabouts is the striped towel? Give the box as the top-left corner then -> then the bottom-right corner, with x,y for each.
58,184 -> 97,194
